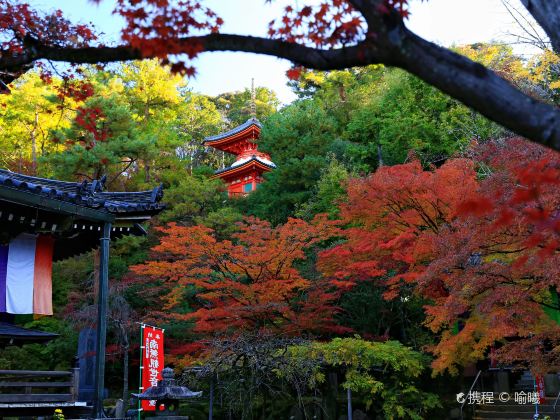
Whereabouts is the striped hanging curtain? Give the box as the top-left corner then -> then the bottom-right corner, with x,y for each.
0,233 -> 54,315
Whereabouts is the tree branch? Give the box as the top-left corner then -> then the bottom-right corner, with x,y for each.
394,25 -> 560,149
520,0 -> 560,53
1,34 -> 381,73
2,11 -> 560,150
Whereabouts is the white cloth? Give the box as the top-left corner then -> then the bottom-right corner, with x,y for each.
6,234 -> 36,314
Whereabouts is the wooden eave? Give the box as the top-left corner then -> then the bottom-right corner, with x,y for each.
211,159 -> 274,180
0,185 -> 114,223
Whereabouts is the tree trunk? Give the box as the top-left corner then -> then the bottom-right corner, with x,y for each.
144,102 -> 151,183
322,371 -> 338,420
208,374 -> 214,420
145,163 -> 151,183
122,340 -> 129,413
347,387 -> 353,420
31,109 -> 38,174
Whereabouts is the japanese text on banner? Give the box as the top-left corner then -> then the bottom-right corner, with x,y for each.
141,326 -> 164,411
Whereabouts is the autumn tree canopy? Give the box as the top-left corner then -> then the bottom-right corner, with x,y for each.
1,0 -> 560,149
316,139 -> 560,374
131,216 -> 347,344
423,138 -> 560,374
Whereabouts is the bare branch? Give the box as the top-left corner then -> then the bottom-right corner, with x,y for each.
520,0 -> 560,53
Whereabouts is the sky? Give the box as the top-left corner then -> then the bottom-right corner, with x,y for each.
29,0 -> 535,104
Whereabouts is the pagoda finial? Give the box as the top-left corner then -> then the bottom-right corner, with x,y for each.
250,78 -> 256,119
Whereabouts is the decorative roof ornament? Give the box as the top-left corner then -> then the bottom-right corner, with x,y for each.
0,169 -> 165,214
0,169 -> 166,259
250,78 -> 256,119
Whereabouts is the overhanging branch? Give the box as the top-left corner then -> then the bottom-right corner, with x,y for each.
0,34 -> 382,73
520,0 -> 560,53
1,7 -> 560,151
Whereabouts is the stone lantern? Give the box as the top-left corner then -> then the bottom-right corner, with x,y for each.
135,367 -> 202,419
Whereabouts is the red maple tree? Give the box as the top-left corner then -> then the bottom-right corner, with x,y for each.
318,158 -> 478,299
319,139 -> 560,373
131,216 -> 347,345
422,138 -> 560,373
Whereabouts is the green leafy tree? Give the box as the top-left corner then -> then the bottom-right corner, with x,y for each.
47,93 -> 144,184
346,68 -> 505,167
283,338 -> 440,419
158,165 -> 243,238
45,61 -> 223,189
176,92 -> 223,172
238,100 -> 340,224
118,60 -> 188,183
295,155 -> 349,220
0,72 -> 71,175
212,86 -> 280,127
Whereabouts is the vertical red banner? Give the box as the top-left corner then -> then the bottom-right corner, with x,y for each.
141,325 -> 164,411
536,375 -> 545,403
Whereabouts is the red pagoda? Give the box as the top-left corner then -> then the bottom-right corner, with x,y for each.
204,117 -> 276,197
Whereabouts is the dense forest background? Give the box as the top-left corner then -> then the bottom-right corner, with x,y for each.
2,43 -> 560,419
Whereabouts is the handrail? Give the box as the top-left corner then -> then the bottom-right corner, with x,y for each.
553,385 -> 560,420
0,370 -> 71,376
0,368 -> 79,402
460,370 -> 482,420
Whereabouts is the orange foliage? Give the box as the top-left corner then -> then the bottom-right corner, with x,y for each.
319,158 -> 478,300
131,216 -> 348,346
318,138 -> 560,373
422,139 -> 560,373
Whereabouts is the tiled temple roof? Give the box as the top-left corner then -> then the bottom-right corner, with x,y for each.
213,156 -> 277,176
0,169 -> 164,215
203,118 -> 261,144
0,321 -> 59,346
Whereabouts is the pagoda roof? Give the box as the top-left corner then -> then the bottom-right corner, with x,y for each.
203,118 -> 261,145
0,322 -> 59,347
0,169 -> 164,221
212,155 -> 276,178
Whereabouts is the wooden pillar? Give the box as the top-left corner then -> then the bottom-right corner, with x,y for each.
93,222 -> 111,418
209,373 -> 215,420
71,367 -> 80,402
347,387 -> 352,420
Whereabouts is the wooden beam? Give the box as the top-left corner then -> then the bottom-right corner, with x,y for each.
0,382 -> 72,388
0,370 -> 71,376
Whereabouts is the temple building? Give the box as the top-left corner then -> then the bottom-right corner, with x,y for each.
203,117 -> 276,197
0,170 -> 164,417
